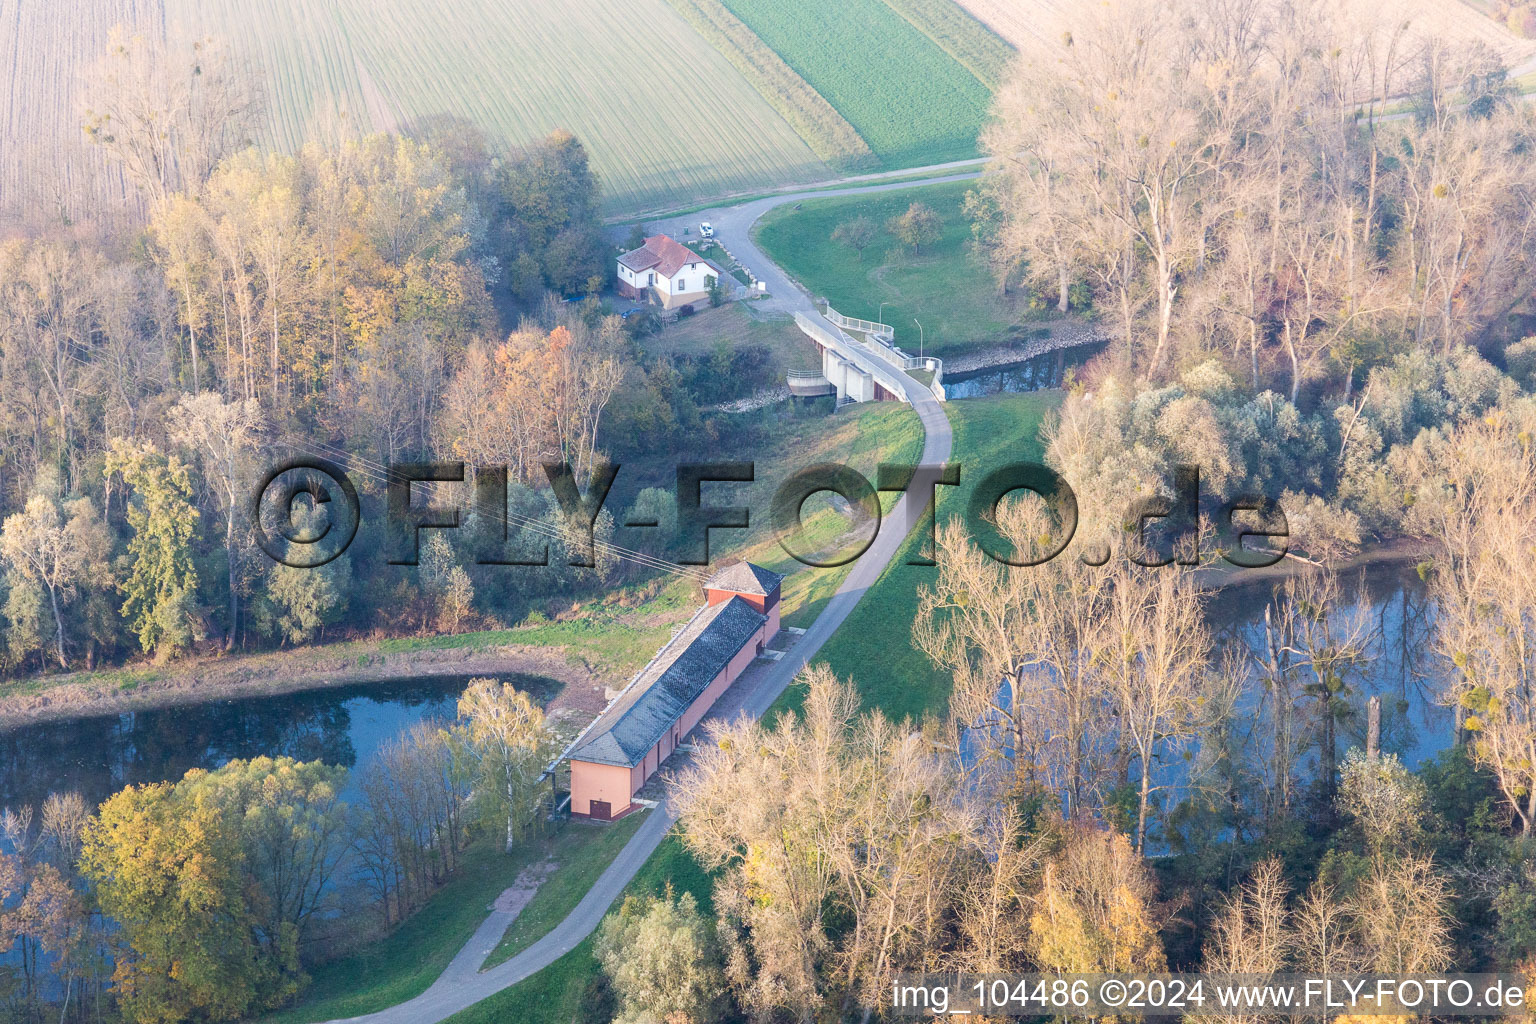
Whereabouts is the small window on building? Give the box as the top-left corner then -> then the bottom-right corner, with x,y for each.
648,272 -> 655,285
677,279 -> 685,292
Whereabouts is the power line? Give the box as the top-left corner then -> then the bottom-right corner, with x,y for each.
275,433 -> 713,582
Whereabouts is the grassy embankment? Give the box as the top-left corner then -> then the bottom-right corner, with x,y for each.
641,301 -> 822,377
754,179 -> 1032,357
624,396 -> 925,632
264,813 -> 648,1024
783,390 -> 1058,720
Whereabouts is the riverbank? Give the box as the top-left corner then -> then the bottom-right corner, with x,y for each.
0,635 -> 622,732
942,318 -> 1107,374
1195,535 -> 1431,594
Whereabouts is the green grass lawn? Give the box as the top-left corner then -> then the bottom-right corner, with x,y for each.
483,814 -> 649,967
624,398 -> 925,633
782,390 -> 1061,721
265,814 -> 650,1024
642,302 -> 823,377
754,179 -> 1030,357
264,840 -> 538,1024
719,0 -> 993,167
441,832 -> 713,1024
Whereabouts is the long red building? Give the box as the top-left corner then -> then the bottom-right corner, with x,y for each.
566,562 -> 784,820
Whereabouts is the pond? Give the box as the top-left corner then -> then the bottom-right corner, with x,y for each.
1209,562 -> 1449,768
965,561 -> 1454,825
944,342 -> 1104,399
0,672 -> 560,813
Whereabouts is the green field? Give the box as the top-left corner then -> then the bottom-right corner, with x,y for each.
754,179 -> 1028,356
720,0 -> 995,166
880,0 -> 1015,89
8,0 -> 835,219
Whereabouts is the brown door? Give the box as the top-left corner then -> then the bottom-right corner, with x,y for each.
590,800 -> 611,821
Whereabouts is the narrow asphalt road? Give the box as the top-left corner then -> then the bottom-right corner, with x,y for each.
639,165 -> 984,318
329,175 -> 958,1024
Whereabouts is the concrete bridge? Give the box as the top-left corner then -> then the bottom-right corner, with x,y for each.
790,306 -> 945,405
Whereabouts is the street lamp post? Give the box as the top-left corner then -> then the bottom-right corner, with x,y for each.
913,319 -> 924,361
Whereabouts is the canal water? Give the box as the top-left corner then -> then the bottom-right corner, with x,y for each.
1209,563 -> 1449,767
944,342 -> 1103,398
961,562 -> 1453,824
0,568 -> 1450,821
0,672 -> 558,812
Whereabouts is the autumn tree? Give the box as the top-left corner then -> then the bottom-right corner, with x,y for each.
886,202 -> 942,255
169,391 -> 264,650
916,501 -> 1113,816
1099,563 -> 1213,850
679,666 -> 976,1020
105,439 -> 201,660
82,780 -> 281,1023
596,889 -> 724,1024
1402,402 -> 1536,833
354,721 -> 472,923
494,130 -> 608,298
831,216 -> 878,260
81,758 -> 348,1021
1028,821 -> 1166,974
82,29 -> 261,204
184,758 -> 349,952
452,678 -> 557,852
1266,570 -> 1374,808
0,491 -> 112,669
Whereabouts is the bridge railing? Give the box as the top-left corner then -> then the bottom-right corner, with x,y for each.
825,307 -> 894,343
794,312 -> 914,403
902,355 -> 946,402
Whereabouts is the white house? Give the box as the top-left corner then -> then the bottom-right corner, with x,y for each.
616,234 -> 724,310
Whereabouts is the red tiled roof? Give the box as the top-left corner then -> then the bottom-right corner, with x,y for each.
617,234 -> 710,279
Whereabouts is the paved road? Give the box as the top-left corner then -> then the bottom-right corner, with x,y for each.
328,180 -> 956,1024
608,156 -> 988,225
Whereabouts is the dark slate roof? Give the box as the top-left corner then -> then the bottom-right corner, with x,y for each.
568,596 -> 766,767
617,245 -> 660,273
706,561 -> 784,597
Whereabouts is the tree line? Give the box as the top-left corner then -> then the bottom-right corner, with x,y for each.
0,32 -> 748,677
974,0 -> 1536,401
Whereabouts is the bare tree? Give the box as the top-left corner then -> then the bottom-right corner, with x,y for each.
1099,563 -> 1213,851
82,28 -> 261,205
916,502 -> 1113,817
1402,404 -> 1536,833
169,391 -> 264,651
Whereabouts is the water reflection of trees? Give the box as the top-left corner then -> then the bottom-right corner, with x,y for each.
1210,565 -> 1449,819
0,673 -> 552,812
